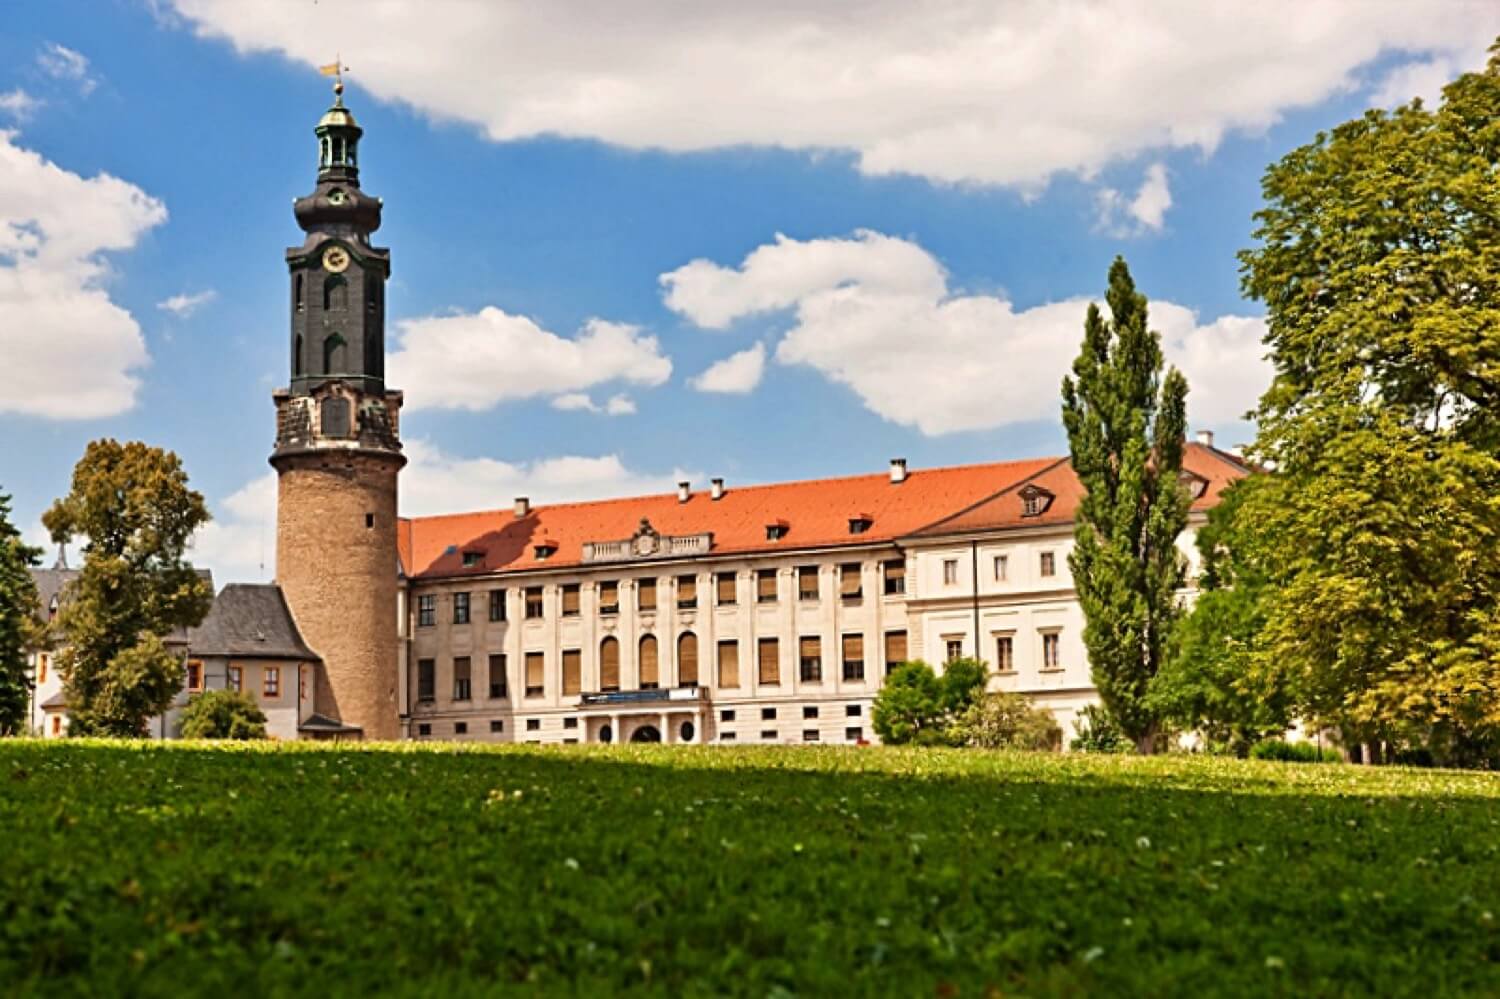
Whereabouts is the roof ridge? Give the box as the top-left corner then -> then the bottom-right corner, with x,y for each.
398,455 -> 1062,526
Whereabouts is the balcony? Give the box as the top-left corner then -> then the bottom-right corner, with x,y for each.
579,686 -> 709,707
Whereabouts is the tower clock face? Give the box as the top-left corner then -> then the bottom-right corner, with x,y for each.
322,246 -> 351,273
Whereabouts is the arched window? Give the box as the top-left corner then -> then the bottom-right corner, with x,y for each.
323,333 -> 347,374
319,137 -> 330,168
333,137 -> 345,164
639,634 -> 659,690
294,334 -> 303,377
294,273 -> 304,313
599,636 -> 620,692
324,275 -> 347,311
677,632 -> 698,687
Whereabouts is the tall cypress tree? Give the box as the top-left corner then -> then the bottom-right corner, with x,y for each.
1062,257 -> 1189,752
0,490 -> 42,736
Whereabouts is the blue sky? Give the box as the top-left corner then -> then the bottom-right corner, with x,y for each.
2,0 -> 1494,582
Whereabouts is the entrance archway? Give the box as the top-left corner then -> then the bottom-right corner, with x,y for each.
630,725 -> 661,743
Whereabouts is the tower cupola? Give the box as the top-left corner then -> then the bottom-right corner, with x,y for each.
315,82 -> 361,182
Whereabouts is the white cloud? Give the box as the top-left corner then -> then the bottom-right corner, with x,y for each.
189,441 -> 695,583
548,391 -> 636,415
690,342 -> 767,395
604,393 -> 637,415
157,288 -> 217,317
0,90 -> 40,121
1370,46 -> 1487,108
0,130 -> 165,419
663,230 -> 1269,435
387,308 -> 671,412
167,1 -> 1495,187
1095,162 -> 1172,236
37,44 -> 98,96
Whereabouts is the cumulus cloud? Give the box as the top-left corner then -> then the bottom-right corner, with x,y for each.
166,1 -> 1493,187
663,230 -> 1269,435
548,391 -> 638,415
37,44 -> 98,96
387,308 -> 671,412
1370,45 -> 1488,108
0,90 -> 40,121
157,288 -> 217,317
1096,162 -> 1172,235
190,441 -> 695,583
690,342 -> 766,394
0,130 -> 165,419
604,393 -> 637,415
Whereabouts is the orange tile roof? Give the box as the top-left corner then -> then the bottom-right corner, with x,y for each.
399,457 -> 1057,579
910,442 -> 1250,537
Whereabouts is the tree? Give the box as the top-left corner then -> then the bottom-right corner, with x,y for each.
1062,257 -> 1190,752
951,692 -> 1062,751
1237,45 -> 1500,765
0,491 -> 42,736
936,657 -> 988,718
180,689 -> 268,740
43,441 -> 213,737
872,658 -> 993,745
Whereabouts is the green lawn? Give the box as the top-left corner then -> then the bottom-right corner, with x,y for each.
3,742 -> 1499,996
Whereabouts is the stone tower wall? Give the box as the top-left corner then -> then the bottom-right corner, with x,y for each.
274,450 -> 401,740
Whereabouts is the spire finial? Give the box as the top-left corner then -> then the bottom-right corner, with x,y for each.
54,541 -> 68,570
318,56 -> 348,104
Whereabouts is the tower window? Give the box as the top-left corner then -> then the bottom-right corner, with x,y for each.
295,273 -> 304,313
365,513 -> 374,529
323,333 -> 348,374
324,275 -> 348,312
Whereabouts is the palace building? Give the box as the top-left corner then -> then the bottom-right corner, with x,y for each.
27,88 -> 1249,742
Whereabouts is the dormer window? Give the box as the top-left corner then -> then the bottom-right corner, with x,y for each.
766,520 -> 789,541
534,540 -> 558,560
48,595 -> 59,621
848,515 -> 873,535
1020,485 -> 1054,518
1179,470 -> 1209,500
461,550 -> 484,568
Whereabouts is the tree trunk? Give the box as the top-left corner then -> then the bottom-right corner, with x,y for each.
1136,726 -> 1158,755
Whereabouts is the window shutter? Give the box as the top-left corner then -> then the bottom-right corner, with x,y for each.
525,652 -> 544,692
639,579 -> 657,610
717,573 -> 737,603
599,581 -> 619,609
841,564 -> 862,596
679,575 -> 697,602
562,650 -> 581,695
885,630 -> 907,666
561,585 -> 580,615
639,635 -> 659,687
843,633 -> 864,662
758,637 -> 780,685
798,567 -> 819,598
600,637 -> 620,690
678,633 -> 699,686
717,640 -> 739,688
799,636 -> 820,660
757,570 -> 778,601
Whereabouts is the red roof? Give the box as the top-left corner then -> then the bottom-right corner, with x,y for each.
911,442 -> 1250,537
399,457 -> 1056,579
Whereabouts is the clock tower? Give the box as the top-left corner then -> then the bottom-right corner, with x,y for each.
271,82 -> 404,740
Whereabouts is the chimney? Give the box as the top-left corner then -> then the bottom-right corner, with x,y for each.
889,458 -> 908,484
677,481 -> 691,503
513,496 -> 530,518
1195,429 -> 1214,448
711,477 -> 725,500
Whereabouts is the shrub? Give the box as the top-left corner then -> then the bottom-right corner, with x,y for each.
872,661 -> 945,745
1070,704 -> 1129,753
1249,739 -> 1340,763
953,692 -> 1062,751
180,689 -> 268,740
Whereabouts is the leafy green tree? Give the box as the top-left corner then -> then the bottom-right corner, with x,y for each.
1237,45 -> 1500,765
951,692 -> 1062,751
1062,257 -> 1190,752
180,689 -> 268,740
872,661 -> 945,745
43,441 -> 213,737
937,657 -> 988,718
0,491 -> 42,736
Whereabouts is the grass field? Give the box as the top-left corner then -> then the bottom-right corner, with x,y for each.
3,743 -> 1499,997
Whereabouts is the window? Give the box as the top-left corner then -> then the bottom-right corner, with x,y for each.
945,638 -> 964,663
1040,551 -> 1056,578
37,653 -> 47,684
720,709 -> 736,722
526,718 -> 541,732
488,654 -> 507,698
322,333 -> 347,373
599,637 -> 621,691
762,730 -> 777,741
453,656 -> 472,700
366,513 -> 375,529
562,649 -> 582,696
323,274 -> 347,311
185,660 -> 203,693
677,575 -> 698,609
561,584 -> 580,617
803,705 -> 818,720
1042,631 -> 1062,670
300,667 -> 308,702
758,637 -> 780,686
993,554 -> 1009,581
803,729 -> 820,743
294,273 -> 304,313
943,559 -> 959,585
842,633 -> 865,682
798,636 -> 822,683
717,640 -> 740,688
455,722 -> 468,735
453,592 -> 471,624
798,566 -> 819,601
762,707 -> 777,721
883,560 -> 906,595
598,581 -> 620,615
638,578 -> 657,612
525,652 -> 545,697
461,551 -> 483,568
846,727 -> 863,742
639,635 -> 659,689
1021,487 -> 1052,517
489,589 -> 507,622
525,587 -> 544,619
678,633 -> 699,687
417,723 -> 431,737
564,717 -> 578,730
716,572 -> 737,605
490,720 -> 504,733
418,594 -> 436,627
765,521 -> 788,541
264,667 -> 281,698
228,665 -> 243,693
848,516 -> 872,535
884,630 -> 908,673
846,704 -> 862,717
417,659 -> 435,702
840,563 -> 863,602
995,634 -> 1015,672
756,569 -> 778,603
721,732 -> 737,742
